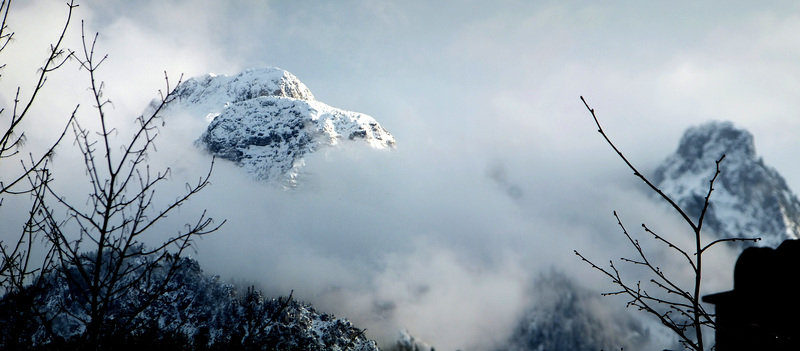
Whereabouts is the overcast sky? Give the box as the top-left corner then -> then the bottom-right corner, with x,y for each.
5,1 -> 800,349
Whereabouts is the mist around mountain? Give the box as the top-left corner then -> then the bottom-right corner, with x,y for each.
499,271 -> 654,351
140,76 -> 800,350
5,64 -> 798,351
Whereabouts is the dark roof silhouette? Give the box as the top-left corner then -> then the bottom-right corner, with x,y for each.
703,239 -> 800,350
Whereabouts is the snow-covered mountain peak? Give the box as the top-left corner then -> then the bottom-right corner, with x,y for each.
153,67 -> 395,186
674,121 -> 755,167
165,67 -> 315,123
182,67 -> 315,102
653,121 -> 800,247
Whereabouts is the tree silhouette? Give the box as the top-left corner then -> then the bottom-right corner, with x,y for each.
0,2 -> 223,350
0,0 -> 77,295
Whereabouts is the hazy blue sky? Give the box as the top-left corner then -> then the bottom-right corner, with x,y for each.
5,1 -> 800,349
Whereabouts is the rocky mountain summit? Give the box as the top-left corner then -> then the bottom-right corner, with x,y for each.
652,121 -> 800,247
157,67 -> 395,185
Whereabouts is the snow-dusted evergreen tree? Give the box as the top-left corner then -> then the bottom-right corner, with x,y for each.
1,253 -> 380,351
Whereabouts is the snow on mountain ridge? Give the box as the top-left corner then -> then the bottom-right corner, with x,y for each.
674,121 -> 756,162
653,121 -> 800,248
144,67 -> 314,125
199,95 -> 395,183
153,67 -> 395,186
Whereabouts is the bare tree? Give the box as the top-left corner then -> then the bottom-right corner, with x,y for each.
17,20 -> 225,351
0,2 -> 84,347
574,96 -> 758,350
0,0 -> 78,294
0,0 -> 76,197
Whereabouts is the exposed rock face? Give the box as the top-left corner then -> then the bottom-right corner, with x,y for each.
653,121 -> 800,247
155,67 -> 395,186
198,95 -> 395,183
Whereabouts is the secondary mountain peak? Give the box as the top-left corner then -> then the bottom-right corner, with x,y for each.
653,121 -> 800,247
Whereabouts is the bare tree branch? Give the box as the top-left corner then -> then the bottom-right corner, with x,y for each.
575,96 -> 760,350
17,20 -> 224,350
